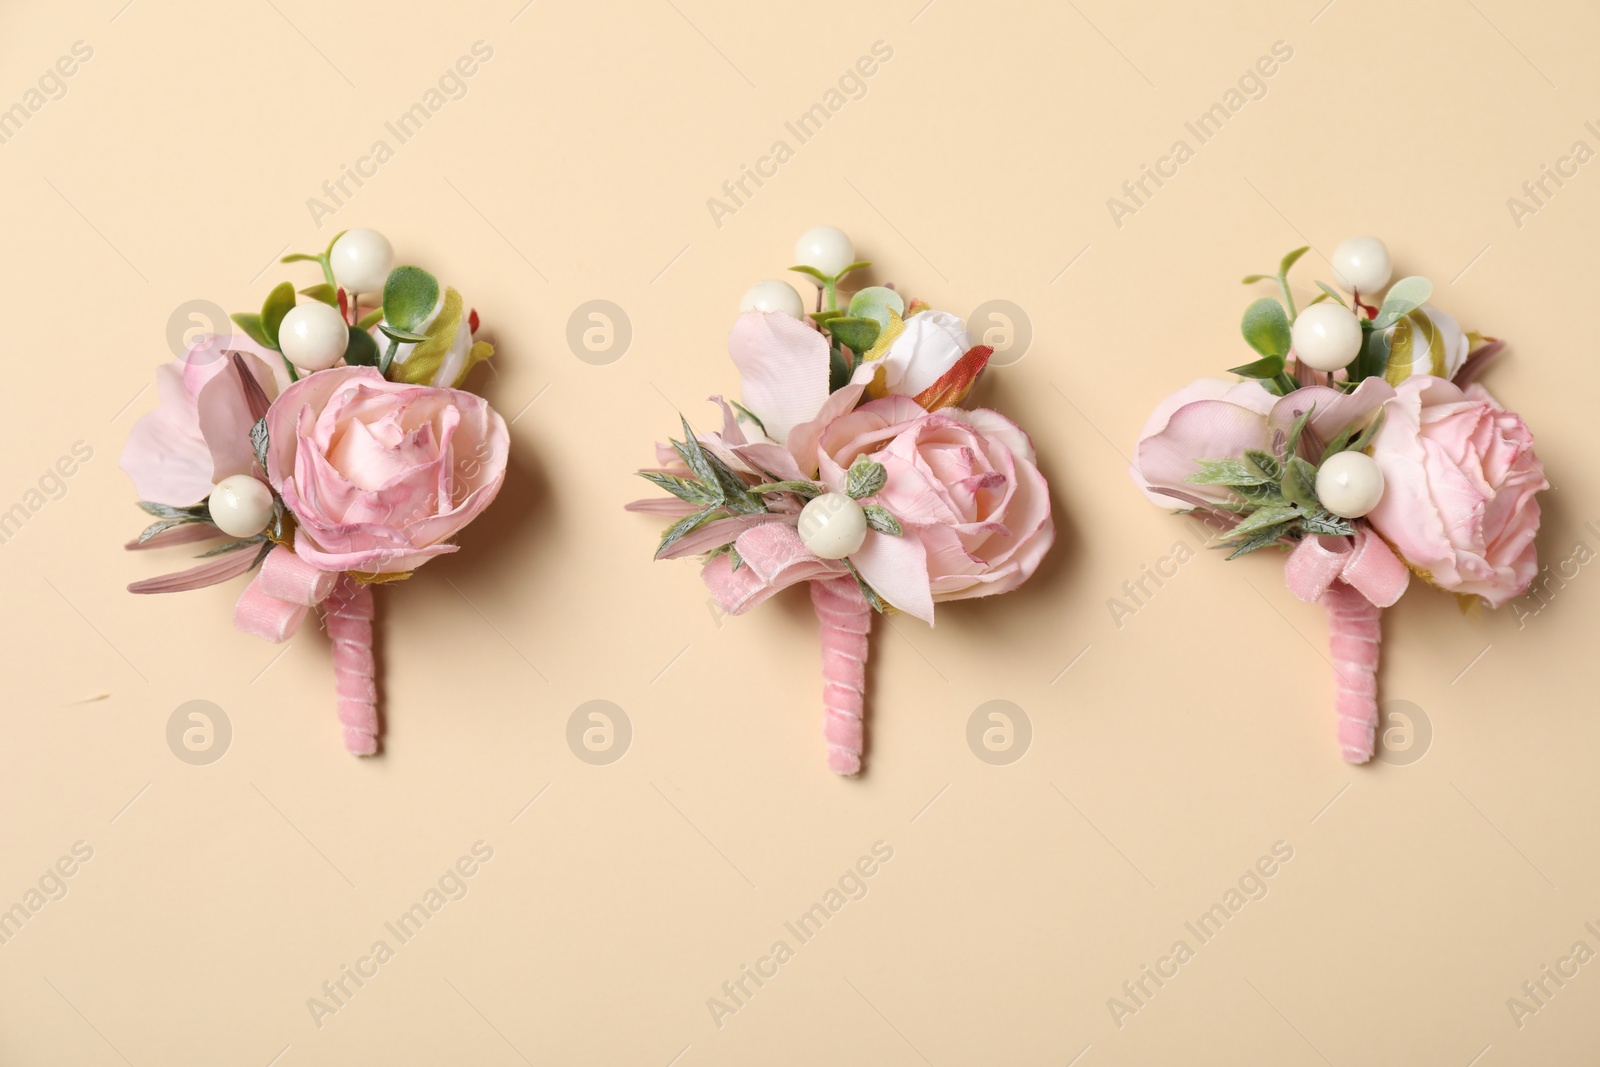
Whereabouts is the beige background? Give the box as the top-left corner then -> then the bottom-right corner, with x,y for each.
2,0 -> 1597,1063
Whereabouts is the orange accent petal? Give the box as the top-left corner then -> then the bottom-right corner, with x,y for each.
912,345 -> 993,412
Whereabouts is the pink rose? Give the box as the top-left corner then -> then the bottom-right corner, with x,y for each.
815,395 -> 1053,623
264,366 -> 508,575
120,334 -> 288,506
1365,377 -> 1545,605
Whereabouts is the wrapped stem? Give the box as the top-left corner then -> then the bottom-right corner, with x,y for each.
1324,581 -> 1380,763
809,575 -> 871,776
325,573 -> 379,756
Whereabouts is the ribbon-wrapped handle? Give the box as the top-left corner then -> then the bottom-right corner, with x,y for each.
810,575 -> 870,776
325,573 -> 379,756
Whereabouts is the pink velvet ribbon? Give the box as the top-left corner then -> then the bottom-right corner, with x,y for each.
1283,527 -> 1409,763
232,545 -> 378,756
811,575 -> 871,776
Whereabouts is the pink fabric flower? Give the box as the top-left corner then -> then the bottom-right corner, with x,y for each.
815,395 -> 1053,623
120,334 -> 288,506
1131,376 -> 1394,507
263,366 -> 508,575
1364,377 -> 1546,605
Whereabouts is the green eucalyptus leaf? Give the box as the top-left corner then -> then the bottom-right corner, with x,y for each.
827,316 -> 881,354
381,265 -> 440,333
656,506 -> 724,557
300,283 -> 338,306
378,323 -> 429,344
1241,298 -> 1292,360
343,326 -> 379,367
748,480 -> 822,499
1299,512 -> 1356,537
810,309 -> 846,325
230,312 -> 274,351
1278,246 -> 1310,276
260,281 -> 297,348
1371,275 -> 1433,330
846,455 -> 888,499
1229,504 -> 1300,539
1231,482 -> 1285,505
1281,455 -> 1320,510
863,504 -> 902,536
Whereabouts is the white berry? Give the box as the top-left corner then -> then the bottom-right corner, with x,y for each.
798,492 -> 867,559
1331,236 -> 1392,295
209,475 -> 275,537
739,280 -> 804,318
1316,451 -> 1385,518
1292,303 -> 1364,371
278,301 -> 349,371
329,229 -> 395,294
793,225 -> 855,277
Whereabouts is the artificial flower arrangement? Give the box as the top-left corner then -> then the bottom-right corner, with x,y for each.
121,229 -> 509,755
629,226 -> 1054,775
1131,236 -> 1546,762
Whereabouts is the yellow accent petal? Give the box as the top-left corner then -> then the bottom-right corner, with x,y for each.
391,287 -> 464,386
860,309 -> 905,400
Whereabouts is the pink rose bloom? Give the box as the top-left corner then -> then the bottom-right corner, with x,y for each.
264,366 -> 508,575
120,334 -> 289,506
815,395 -> 1053,623
1131,376 -> 1394,507
1365,377 -> 1545,605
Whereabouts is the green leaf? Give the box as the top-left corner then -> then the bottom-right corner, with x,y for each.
1281,455 -> 1320,510
1241,297 -> 1292,360
1315,281 -> 1346,306
1228,355 -> 1285,379
828,343 -> 852,393
1299,513 -> 1356,537
1187,458 -> 1275,487
847,285 -> 905,329
832,260 -> 872,284
1284,404 -> 1315,461
1240,273 -> 1272,284
250,417 -> 270,473
1229,504 -> 1300,539
1244,450 -> 1281,480
846,455 -> 888,498
788,264 -> 831,283
748,480 -> 822,499
638,470 -> 720,505
656,506 -> 723,557
343,326 -> 379,367
1278,246 -> 1310,277
827,316 -> 881,354
862,504 -> 901,536
137,500 -> 210,520
810,309 -> 845,324
728,545 -> 744,572
1231,481 -> 1285,506
378,324 -> 428,344
843,559 -> 890,614
280,253 -> 321,264
357,308 -> 384,331
1348,409 -> 1386,454
197,536 -> 265,558
300,283 -> 338,306
230,312 -> 274,351
1371,275 -> 1433,330
136,516 -> 206,543
260,281 -> 296,349
1225,523 -> 1294,559
729,400 -> 767,437
672,419 -> 719,494
381,265 -> 440,333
